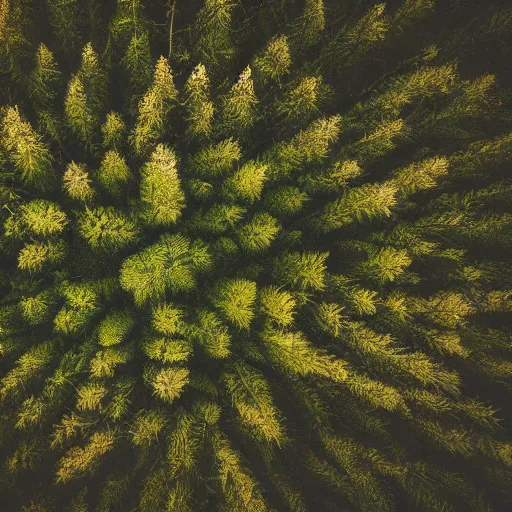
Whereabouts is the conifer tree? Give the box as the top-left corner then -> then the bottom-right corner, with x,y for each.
96,149 -> 131,196
63,162 -> 95,202
2,106 -> 54,188
130,56 -> 177,155
77,206 -> 138,252
219,66 -> 258,136
192,0 -> 236,73
183,63 -> 214,139
139,143 -> 185,226
253,35 -> 291,84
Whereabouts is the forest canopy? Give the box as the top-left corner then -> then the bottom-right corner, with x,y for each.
0,1 -> 512,511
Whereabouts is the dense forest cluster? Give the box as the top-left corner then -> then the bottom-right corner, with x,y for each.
0,0 -> 511,511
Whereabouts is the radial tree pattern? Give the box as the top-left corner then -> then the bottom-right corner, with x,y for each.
0,1 -> 512,511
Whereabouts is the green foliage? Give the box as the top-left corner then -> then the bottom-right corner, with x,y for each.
184,63 -> 214,138
139,144 -> 185,226
259,286 -> 296,327
291,0 -> 325,50
264,185 -> 309,216
0,341 -> 55,402
96,150 -> 130,196
188,138 -> 241,179
56,430 -> 115,483
315,182 -> 397,232
210,278 -> 257,329
212,431 -> 268,512
63,162 -> 95,201
150,367 -> 189,404
130,57 -> 177,155
1,3 -> 511,511
192,0 -> 236,72
18,239 -> 67,272
19,291 -> 55,325
222,160 -> 267,203
273,251 -> 328,291
191,309 -> 231,359
130,408 -> 167,446
264,115 -> 342,181
97,311 -> 135,347
120,234 -> 212,305
276,76 -> 331,124
220,66 -> 258,135
28,43 -> 62,112
77,206 -> 138,252
237,212 -> 280,253
21,200 -> 67,236
101,112 -> 126,149
151,303 -> 185,335
223,362 -> 285,443
2,106 -> 54,188
253,35 -> 291,83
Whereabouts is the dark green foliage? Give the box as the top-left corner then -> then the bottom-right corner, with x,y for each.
1,1 -> 512,511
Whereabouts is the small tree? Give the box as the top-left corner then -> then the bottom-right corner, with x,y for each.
222,160 -> 267,203
120,234 -> 212,305
2,106 -> 54,188
184,63 -> 214,139
98,311 -> 135,347
139,144 -> 185,226
101,112 -> 126,149
78,206 -> 138,252
151,367 -> 189,404
188,138 -> 241,179
236,213 -> 280,253
210,278 -> 257,329
273,251 -> 328,291
219,66 -> 258,136
96,150 -> 131,197
259,286 -> 296,327
63,162 -> 95,201
130,56 -> 177,155
253,35 -> 291,84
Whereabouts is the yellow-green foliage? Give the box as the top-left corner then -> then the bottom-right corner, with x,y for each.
0,2 -> 511,511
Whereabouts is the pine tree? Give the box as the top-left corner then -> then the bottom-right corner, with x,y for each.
223,362 -> 285,443
259,286 -> 296,327
210,278 -> 257,329
150,367 -> 189,404
188,138 -> 241,179
63,162 -> 95,201
314,182 -> 397,232
183,63 -> 214,139
130,56 -> 177,155
101,111 -> 126,149
290,0 -> 325,51
2,106 -> 54,188
28,43 -> 62,123
97,311 -> 135,347
273,251 -> 328,291
120,234 -> 212,305
78,206 -> 138,252
253,35 -> 291,84
18,239 -> 67,272
139,144 -> 185,226
236,212 -> 280,253
222,160 -> 267,203
192,0 -> 236,73
96,149 -> 131,197
219,66 -> 258,136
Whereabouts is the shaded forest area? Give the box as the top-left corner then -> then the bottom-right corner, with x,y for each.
0,1 -> 512,511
